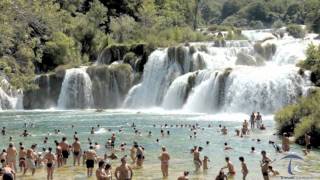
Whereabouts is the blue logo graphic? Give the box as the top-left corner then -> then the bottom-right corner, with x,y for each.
281,154 -> 304,175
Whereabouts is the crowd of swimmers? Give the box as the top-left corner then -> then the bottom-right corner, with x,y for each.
0,112 -> 314,180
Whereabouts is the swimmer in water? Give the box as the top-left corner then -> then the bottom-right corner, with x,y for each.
221,126 -> 228,135
224,143 -> 233,150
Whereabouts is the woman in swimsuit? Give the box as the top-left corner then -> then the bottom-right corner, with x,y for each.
55,142 -> 63,168
43,147 -> 56,180
158,146 -> 170,177
18,146 -> 27,172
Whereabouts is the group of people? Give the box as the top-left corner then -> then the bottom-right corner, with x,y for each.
0,111 -> 314,180
249,112 -> 266,130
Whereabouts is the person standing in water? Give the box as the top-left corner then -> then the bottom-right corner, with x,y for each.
59,137 -> 70,165
43,147 -> 56,180
105,163 -> 112,180
115,157 -> 133,180
96,161 -> 107,180
130,144 -> 136,163
239,156 -> 248,180
193,146 -> 202,171
303,133 -> 311,155
158,146 -> 170,177
250,112 -> 255,129
24,144 -> 36,176
222,157 -> 235,177
18,146 -> 27,173
282,133 -> 290,152
260,160 -> 270,180
203,156 -> 210,170
6,143 -> 17,172
86,146 -> 97,177
72,137 -> 81,166
256,112 -> 262,129
111,133 -> 116,149
136,145 -> 144,167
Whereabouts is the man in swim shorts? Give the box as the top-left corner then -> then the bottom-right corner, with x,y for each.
86,146 -> 97,177
24,144 -> 36,176
59,137 -> 69,165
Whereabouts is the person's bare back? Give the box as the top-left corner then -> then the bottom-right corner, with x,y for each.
19,149 -> 27,159
86,150 -> 96,160
72,141 -> 81,152
7,146 -> 17,161
160,151 -> 170,163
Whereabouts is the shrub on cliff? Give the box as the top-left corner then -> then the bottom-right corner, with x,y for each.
299,44 -> 320,86
286,24 -> 306,38
275,90 -> 320,147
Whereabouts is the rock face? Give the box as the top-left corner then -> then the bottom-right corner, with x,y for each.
23,73 -> 64,109
96,44 -> 155,73
236,52 -> 265,66
254,43 -> 277,60
87,64 -> 133,108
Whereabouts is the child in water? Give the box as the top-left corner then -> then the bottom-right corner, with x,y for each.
203,156 -> 210,170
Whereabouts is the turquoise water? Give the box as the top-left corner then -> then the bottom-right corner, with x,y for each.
0,110 -> 319,180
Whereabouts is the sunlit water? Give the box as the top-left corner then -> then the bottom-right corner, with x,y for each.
0,110 -> 319,180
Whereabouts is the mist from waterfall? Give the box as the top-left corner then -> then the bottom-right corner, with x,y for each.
124,30 -> 319,114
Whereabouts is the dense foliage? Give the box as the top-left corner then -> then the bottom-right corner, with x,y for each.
275,90 -> 320,147
276,45 -> 320,147
199,0 -> 320,32
1,0 -> 320,90
0,0 -> 207,89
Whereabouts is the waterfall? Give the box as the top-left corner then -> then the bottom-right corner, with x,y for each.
124,47 -> 194,108
124,31 -> 319,113
57,67 -> 94,109
0,79 -> 23,110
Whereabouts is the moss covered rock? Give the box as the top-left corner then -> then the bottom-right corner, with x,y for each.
87,64 -> 133,108
23,73 -> 64,109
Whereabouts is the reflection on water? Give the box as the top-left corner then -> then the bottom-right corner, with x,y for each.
0,110 -> 319,179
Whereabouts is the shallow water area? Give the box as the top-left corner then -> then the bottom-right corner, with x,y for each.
0,110 -> 319,180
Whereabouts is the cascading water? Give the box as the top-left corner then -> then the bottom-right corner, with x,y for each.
57,67 -> 94,109
124,31 -> 319,114
0,79 -> 23,110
